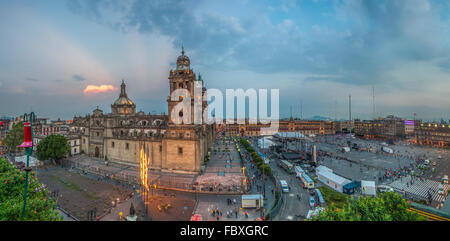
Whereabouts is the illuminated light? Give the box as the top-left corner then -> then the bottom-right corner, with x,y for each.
139,143 -> 150,191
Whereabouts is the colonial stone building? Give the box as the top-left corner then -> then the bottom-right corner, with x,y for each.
220,116 -> 336,137
354,115 -> 406,140
415,122 -> 450,147
70,49 -> 215,174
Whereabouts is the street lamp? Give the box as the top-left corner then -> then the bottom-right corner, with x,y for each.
18,112 -> 36,221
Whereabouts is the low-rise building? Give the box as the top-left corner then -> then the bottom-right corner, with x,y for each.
66,135 -> 81,156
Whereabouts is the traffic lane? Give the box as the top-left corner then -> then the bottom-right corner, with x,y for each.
249,138 -> 311,220
270,161 -> 310,220
285,175 -> 310,220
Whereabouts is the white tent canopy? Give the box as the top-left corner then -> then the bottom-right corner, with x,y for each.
273,132 -> 306,139
316,165 -> 333,175
258,136 -> 274,149
317,167 -> 351,193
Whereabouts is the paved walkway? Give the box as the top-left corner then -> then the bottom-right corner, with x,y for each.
194,194 -> 263,221
99,192 -> 149,221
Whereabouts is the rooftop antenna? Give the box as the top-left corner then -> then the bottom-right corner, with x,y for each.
372,86 -> 375,120
349,94 -> 352,121
300,100 -> 303,119
334,97 -> 337,121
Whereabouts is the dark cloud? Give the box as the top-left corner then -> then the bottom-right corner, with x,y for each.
66,0 -> 450,87
25,77 -> 39,82
72,74 -> 86,81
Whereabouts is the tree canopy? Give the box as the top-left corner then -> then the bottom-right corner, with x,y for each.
2,121 -> 24,153
36,135 -> 71,163
309,192 -> 425,221
240,138 -> 272,175
0,158 -> 61,220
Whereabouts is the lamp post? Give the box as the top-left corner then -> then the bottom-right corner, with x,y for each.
19,112 -> 36,221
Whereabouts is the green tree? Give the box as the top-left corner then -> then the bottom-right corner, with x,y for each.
2,121 -> 24,153
240,138 -> 272,176
36,135 -> 70,164
310,192 -> 425,221
0,158 -> 61,220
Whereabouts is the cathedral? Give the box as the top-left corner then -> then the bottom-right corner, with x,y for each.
70,49 -> 215,174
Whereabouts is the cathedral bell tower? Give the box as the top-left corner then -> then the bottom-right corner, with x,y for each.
167,47 -> 205,125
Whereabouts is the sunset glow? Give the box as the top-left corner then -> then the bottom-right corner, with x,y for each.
82,85 -> 117,94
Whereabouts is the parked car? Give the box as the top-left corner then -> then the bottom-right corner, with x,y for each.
438,184 -> 445,195
443,175 -> 448,184
377,185 -> 394,193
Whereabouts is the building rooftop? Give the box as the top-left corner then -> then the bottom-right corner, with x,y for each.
317,168 -> 351,185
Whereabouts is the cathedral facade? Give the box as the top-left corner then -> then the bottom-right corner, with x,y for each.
70,49 -> 215,174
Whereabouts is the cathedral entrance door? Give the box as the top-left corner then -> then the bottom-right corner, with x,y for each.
95,146 -> 99,158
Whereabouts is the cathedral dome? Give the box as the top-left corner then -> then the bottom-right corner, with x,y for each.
114,96 -> 134,105
113,80 -> 135,106
111,80 -> 136,115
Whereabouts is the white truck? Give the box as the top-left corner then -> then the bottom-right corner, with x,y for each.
382,147 -> 393,154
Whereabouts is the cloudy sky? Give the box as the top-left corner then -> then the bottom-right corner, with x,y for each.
1,0 -> 450,121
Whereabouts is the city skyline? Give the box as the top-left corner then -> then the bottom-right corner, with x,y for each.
2,0 -> 450,121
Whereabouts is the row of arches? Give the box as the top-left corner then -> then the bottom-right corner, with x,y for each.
119,119 -> 164,127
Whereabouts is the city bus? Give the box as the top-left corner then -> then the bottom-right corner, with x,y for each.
315,189 -> 325,206
280,160 -> 294,174
279,180 -> 289,193
300,173 -> 315,189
